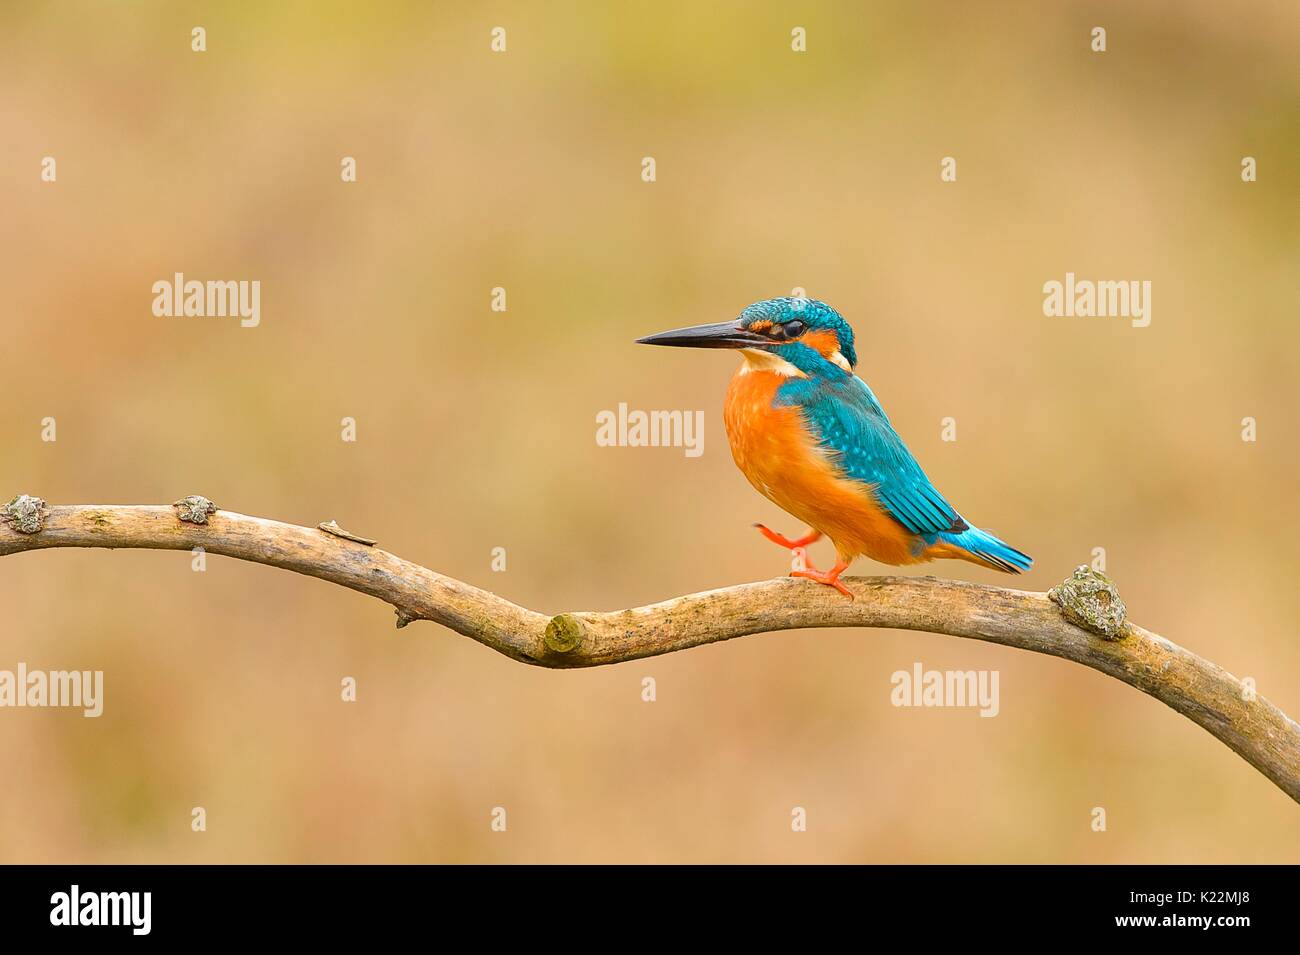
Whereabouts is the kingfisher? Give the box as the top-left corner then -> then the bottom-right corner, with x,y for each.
637,297 -> 1032,598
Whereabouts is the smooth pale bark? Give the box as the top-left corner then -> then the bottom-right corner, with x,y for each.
3,499 -> 1297,804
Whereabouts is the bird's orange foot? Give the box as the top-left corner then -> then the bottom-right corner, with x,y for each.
791,559 -> 854,600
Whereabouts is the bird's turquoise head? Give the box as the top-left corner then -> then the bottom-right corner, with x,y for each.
636,297 -> 858,372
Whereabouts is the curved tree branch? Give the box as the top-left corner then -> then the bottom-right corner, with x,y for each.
3,496 -> 1298,805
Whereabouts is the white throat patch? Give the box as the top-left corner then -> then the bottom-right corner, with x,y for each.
738,349 -> 807,378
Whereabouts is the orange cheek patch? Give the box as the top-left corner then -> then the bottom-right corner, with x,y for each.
800,329 -> 839,357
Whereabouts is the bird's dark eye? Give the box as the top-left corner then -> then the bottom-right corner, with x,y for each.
781,320 -> 806,338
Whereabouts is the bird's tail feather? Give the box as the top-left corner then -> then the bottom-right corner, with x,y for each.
937,526 -> 1033,574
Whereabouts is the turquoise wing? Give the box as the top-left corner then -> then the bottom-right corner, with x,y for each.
775,373 -> 966,536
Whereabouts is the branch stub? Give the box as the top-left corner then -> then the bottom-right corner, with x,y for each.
173,495 -> 218,525
544,613 -> 584,654
2,495 -> 47,534
1049,565 -> 1128,640
319,520 -> 377,546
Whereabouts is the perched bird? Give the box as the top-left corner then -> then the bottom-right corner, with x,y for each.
637,298 -> 1031,598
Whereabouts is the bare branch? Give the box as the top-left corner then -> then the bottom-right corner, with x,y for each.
3,500 -> 1297,804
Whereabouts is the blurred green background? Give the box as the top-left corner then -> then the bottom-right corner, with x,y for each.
1,1 -> 1297,862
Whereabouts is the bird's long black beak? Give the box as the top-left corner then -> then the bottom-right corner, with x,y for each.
635,319 -> 768,349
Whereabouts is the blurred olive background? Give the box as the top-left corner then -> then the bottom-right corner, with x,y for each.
1,1 -> 1297,863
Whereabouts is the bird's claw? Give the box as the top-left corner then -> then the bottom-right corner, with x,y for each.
791,563 -> 855,600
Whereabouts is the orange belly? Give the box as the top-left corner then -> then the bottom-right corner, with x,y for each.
723,365 -> 925,566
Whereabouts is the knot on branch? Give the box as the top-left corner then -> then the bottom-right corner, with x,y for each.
1049,565 -> 1127,640
173,495 -> 218,525
544,614 -> 584,654
2,495 -> 47,534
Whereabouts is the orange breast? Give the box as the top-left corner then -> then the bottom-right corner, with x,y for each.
722,366 -> 924,566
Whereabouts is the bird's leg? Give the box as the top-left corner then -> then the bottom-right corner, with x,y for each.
792,559 -> 854,600
754,523 -> 823,572
753,523 -> 822,550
